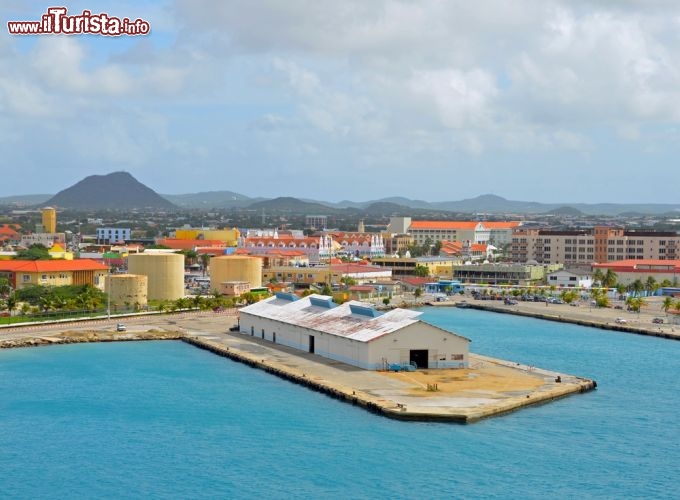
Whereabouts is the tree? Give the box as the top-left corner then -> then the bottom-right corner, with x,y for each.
662,296 -> 674,315
382,297 -> 391,306
592,269 -> 605,287
6,293 -> 17,320
413,265 -> 429,278
629,279 -> 644,297
414,288 -> 423,302
199,253 -> 210,276
603,269 -> 618,289
16,244 -> 51,261
0,277 -> 11,297
645,276 -> 659,296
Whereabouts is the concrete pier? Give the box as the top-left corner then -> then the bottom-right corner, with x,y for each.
182,332 -> 596,424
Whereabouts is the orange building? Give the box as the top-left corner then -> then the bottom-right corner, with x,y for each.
0,259 -> 109,290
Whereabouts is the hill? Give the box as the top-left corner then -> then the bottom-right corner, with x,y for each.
246,197 -> 340,214
163,191 -> 264,208
0,194 -> 52,207
43,172 -> 176,210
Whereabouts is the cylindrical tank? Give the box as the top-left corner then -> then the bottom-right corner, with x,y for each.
105,274 -> 148,308
127,253 -> 184,301
210,256 -> 262,289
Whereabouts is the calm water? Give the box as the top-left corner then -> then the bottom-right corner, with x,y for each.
1,308 -> 679,499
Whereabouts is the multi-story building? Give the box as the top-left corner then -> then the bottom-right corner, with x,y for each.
453,263 -> 563,286
96,228 -> 131,245
41,207 -> 57,233
262,263 -> 391,286
387,217 -> 520,247
305,215 -> 328,231
370,256 -> 462,278
511,227 -> 680,265
20,233 -> 66,248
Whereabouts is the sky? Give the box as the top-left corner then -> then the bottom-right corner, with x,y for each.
2,1 -> 680,203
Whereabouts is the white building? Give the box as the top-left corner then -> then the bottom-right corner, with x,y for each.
547,269 -> 593,288
239,293 -> 470,370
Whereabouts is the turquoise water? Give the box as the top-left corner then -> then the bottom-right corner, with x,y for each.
1,308 -> 679,499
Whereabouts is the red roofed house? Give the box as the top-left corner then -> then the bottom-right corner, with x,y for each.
0,224 -> 21,246
592,260 -> 680,286
0,259 -> 109,290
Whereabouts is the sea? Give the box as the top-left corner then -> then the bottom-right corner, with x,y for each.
1,307 -> 679,499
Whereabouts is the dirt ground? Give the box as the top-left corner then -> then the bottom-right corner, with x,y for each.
379,355 -> 547,398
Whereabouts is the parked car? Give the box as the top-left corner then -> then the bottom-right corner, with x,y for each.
116,323 -> 127,332
615,318 -> 627,324
652,318 -> 664,324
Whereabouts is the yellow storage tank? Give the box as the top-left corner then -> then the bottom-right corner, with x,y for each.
127,253 -> 184,301
105,274 -> 148,308
210,255 -> 262,290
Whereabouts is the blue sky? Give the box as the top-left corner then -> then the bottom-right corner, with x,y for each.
2,0 -> 680,203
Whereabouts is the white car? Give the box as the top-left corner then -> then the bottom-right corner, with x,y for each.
615,318 -> 627,324
116,323 -> 127,332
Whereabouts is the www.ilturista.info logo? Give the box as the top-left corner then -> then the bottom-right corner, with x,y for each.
7,7 -> 150,36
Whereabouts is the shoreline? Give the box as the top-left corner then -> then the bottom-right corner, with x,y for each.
424,295 -> 680,341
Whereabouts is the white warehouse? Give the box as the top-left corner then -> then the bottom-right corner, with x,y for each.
238,293 -> 470,370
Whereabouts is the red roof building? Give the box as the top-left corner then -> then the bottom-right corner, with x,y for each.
0,259 -> 109,289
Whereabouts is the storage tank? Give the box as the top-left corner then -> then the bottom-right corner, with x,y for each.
127,253 -> 184,301
105,274 -> 148,309
210,255 -> 262,290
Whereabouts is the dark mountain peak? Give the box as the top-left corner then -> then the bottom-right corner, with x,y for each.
44,171 -> 176,210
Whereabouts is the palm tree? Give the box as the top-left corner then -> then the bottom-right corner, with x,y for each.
6,293 -> 17,323
645,276 -> 657,296
603,269 -> 618,289
629,279 -> 644,298
200,254 -> 210,277
592,269 -> 605,287
662,296 -> 674,316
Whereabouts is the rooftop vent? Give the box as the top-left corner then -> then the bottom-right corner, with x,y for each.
275,292 -> 298,302
349,303 -> 381,318
310,296 -> 335,309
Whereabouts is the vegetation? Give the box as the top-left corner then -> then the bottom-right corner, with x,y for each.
413,265 -> 429,278
15,244 -> 51,261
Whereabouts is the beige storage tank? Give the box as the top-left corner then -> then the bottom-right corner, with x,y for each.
105,274 -> 148,308
210,256 -> 262,290
127,253 -> 184,301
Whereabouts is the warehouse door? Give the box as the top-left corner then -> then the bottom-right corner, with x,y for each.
309,335 -> 315,353
409,350 -> 428,369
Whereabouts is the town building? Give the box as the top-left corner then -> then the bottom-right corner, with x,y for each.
0,259 -> 109,290
546,269 -> 593,289
20,233 -> 66,248
96,228 -> 132,244
173,227 -> 240,246
511,227 -> 680,265
322,231 -> 385,258
238,293 -> 470,370
41,207 -> 57,234
386,217 -> 520,247
370,256 -> 461,278
305,215 -> 328,231
262,263 -> 391,286
452,263 -> 563,286
591,260 -> 680,286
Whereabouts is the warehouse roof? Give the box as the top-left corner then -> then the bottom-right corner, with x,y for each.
240,294 -> 469,343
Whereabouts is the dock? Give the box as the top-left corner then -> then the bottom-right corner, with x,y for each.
182,331 -> 596,423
